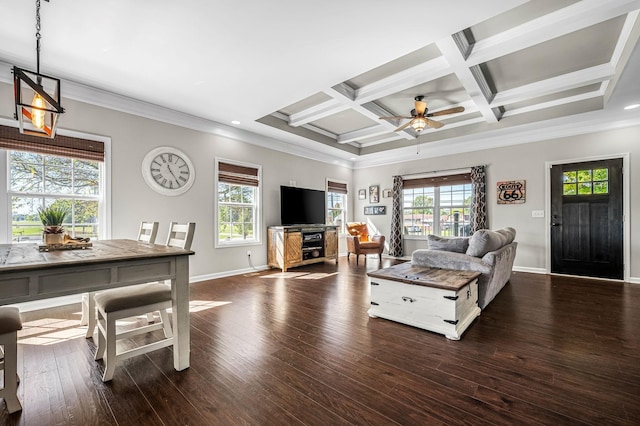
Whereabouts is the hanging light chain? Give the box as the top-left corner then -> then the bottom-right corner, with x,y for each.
35,0 -> 42,75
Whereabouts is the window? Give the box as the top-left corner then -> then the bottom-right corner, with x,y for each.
326,179 -> 347,233
215,159 -> 261,247
563,168 -> 609,196
9,151 -> 103,242
402,173 -> 472,237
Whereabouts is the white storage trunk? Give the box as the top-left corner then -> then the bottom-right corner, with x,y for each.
367,264 -> 481,340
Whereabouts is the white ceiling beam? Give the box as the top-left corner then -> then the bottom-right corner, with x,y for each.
338,126 -> 391,144
354,56 -> 451,103
467,0 -> 640,66
324,86 -> 415,141
502,89 -> 604,119
492,64 -> 615,107
286,56 -> 451,128
288,98 -> 347,127
436,37 -> 500,123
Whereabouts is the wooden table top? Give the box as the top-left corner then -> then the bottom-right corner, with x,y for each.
367,262 -> 480,291
0,239 -> 194,272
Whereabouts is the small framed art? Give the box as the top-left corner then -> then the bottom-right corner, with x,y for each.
358,189 -> 366,200
369,185 -> 379,203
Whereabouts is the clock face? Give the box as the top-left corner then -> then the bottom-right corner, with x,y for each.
142,147 -> 195,195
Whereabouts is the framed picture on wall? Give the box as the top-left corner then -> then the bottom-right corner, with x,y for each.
383,189 -> 392,198
358,189 -> 366,200
497,180 -> 526,204
369,185 -> 379,203
364,205 -> 386,215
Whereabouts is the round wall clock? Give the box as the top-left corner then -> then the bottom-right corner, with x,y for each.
141,146 -> 195,196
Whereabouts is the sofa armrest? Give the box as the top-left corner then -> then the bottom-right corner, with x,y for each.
481,241 -> 518,266
346,235 -> 360,251
412,249 -> 492,275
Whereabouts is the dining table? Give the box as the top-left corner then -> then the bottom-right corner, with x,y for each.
0,239 -> 194,371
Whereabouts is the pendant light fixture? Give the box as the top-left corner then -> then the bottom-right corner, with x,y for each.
13,0 -> 64,138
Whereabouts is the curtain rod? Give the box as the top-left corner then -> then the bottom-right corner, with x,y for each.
399,164 -> 486,179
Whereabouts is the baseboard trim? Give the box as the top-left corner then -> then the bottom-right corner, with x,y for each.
512,266 -> 547,274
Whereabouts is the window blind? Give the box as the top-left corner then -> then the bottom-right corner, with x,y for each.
218,161 -> 260,187
403,173 -> 471,189
327,180 -> 348,194
0,125 -> 104,162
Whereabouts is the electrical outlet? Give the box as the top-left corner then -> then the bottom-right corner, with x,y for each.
247,250 -> 251,257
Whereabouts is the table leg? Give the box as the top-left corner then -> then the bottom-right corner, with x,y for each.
172,256 -> 190,370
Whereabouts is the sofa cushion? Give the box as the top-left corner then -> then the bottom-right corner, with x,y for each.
495,227 -> 516,245
427,234 -> 469,253
466,228 -> 511,257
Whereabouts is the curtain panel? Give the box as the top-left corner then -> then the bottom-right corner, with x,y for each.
388,175 -> 404,257
470,165 -> 487,232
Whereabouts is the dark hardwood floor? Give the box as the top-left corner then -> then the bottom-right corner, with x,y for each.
2,257 -> 639,425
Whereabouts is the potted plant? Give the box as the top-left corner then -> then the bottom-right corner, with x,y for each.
38,205 -> 69,245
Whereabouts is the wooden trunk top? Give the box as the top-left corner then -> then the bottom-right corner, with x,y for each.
367,262 -> 480,291
0,239 -> 194,273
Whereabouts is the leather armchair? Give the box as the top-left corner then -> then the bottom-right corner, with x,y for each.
346,234 -> 385,264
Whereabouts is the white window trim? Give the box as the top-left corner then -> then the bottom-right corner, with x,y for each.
0,118 -> 111,243
326,177 -> 348,235
214,157 -> 262,248
402,181 -> 472,240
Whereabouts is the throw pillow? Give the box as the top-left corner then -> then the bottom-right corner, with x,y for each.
466,229 -> 506,257
495,227 -> 516,245
427,234 -> 470,253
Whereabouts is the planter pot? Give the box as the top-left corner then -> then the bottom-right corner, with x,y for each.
44,233 -> 64,245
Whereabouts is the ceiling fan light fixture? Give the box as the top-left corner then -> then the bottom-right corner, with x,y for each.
411,117 -> 427,132
13,0 -> 64,139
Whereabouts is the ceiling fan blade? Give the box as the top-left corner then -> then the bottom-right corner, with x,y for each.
379,116 -> 412,120
414,100 -> 427,115
427,106 -> 465,117
394,121 -> 413,132
426,118 -> 444,129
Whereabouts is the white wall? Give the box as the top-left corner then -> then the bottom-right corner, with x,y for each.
353,125 -> 640,279
3,80 -> 638,281
0,83 -> 352,280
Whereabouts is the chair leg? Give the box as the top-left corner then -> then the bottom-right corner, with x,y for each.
94,311 -> 106,361
158,310 -> 173,338
1,332 -> 22,413
85,292 -> 97,339
102,314 -> 117,382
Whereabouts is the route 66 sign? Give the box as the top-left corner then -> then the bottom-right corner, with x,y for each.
497,180 -> 526,204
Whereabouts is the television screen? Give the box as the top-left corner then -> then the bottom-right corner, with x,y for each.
280,186 -> 326,225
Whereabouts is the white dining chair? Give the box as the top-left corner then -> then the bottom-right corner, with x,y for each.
0,307 -> 23,414
93,222 -> 195,382
82,221 -> 159,338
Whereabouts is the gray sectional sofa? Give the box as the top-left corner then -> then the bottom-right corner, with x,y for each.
411,227 -> 517,309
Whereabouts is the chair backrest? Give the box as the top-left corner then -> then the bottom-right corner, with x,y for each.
346,222 -> 369,242
137,221 -> 159,244
165,222 -> 196,250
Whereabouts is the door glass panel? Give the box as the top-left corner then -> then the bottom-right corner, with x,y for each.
563,168 -> 608,196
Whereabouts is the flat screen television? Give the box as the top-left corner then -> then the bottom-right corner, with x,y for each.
280,185 -> 326,226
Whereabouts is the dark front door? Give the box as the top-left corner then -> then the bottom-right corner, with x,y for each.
550,158 -> 623,279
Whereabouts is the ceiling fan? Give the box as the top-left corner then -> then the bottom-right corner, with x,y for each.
379,95 -> 465,133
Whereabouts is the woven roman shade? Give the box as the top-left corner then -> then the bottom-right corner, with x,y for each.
0,125 -> 104,162
403,173 -> 471,189
218,161 -> 260,187
327,180 -> 347,194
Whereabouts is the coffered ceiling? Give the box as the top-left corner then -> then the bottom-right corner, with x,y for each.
260,0 -> 640,161
0,1 -> 639,167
